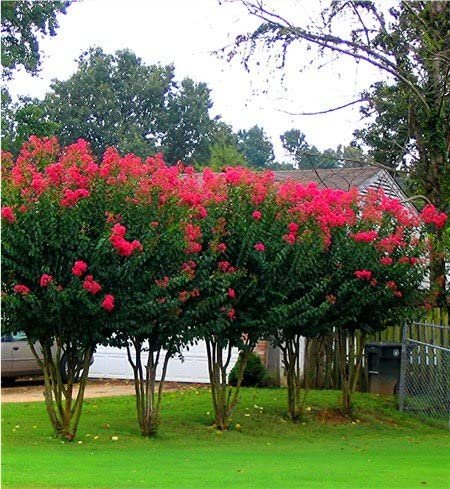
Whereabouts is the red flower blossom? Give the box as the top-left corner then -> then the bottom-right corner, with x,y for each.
218,261 -> 231,272
227,288 -> 236,299
186,242 -> 202,254
283,233 -> 296,245
252,210 -> 262,220
60,188 -> 90,207
72,260 -> 88,277
83,275 -> 102,295
217,243 -> 227,253
101,294 -> 115,312
227,308 -> 235,320
420,204 -> 447,228
380,256 -> 393,266
254,242 -> 265,252
155,276 -> 170,288
179,291 -> 190,303
288,222 -> 299,234
354,270 -> 372,281
386,281 -> 397,290
190,288 -> 200,298
398,256 -> 410,264
351,230 -> 378,243
111,223 -> 127,237
1,206 -> 16,223
14,284 -> 30,295
39,274 -> 53,287
109,224 -> 142,257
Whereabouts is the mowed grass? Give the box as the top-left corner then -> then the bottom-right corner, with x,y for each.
1,387 -> 449,489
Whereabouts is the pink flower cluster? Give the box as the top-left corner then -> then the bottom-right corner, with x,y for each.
354,270 -> 373,281
72,260 -> 88,277
351,230 -> 378,243
110,223 -> 142,257
83,275 -> 102,295
420,204 -> 447,228
1,206 -> 16,223
40,274 -> 53,287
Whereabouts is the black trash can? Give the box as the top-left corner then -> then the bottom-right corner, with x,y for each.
365,342 -> 402,395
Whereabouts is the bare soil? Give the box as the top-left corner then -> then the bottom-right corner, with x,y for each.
1,377 -> 203,403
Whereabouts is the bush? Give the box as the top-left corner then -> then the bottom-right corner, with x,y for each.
229,352 -> 268,387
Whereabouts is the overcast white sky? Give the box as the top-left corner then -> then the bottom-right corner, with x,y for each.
8,0 -> 385,161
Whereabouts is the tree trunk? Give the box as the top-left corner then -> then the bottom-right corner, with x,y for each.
336,329 -> 367,416
126,338 -> 172,436
205,338 -> 251,430
282,335 -> 306,421
30,341 -> 93,441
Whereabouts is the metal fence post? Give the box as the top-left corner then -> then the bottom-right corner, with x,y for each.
398,322 -> 408,412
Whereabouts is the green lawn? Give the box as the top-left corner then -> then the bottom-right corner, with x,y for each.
2,387 -> 449,488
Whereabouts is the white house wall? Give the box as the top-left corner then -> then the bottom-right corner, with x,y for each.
89,341 -> 239,383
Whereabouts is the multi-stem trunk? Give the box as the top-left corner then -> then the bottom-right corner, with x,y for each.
336,329 -> 367,416
205,338 -> 251,430
281,335 -> 306,421
126,338 -> 171,436
29,341 -> 93,441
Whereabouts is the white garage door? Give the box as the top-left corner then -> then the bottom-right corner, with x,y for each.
89,341 -> 239,383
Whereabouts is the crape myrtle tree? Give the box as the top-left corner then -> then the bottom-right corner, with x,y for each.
180,167 -> 279,430
101,154 -> 207,436
262,183 -> 359,420
1,137 -> 129,440
323,190 -> 446,415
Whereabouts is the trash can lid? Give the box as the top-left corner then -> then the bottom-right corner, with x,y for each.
365,341 -> 402,347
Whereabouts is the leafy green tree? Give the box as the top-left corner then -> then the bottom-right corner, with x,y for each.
1,0 -> 72,78
42,48 -> 174,158
162,78 -> 215,165
207,122 -> 245,170
238,125 -> 275,168
2,97 -> 60,154
40,48 -> 217,164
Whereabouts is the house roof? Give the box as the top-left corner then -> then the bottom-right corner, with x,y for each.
271,167 -> 381,191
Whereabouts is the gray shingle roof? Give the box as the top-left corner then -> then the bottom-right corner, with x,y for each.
272,167 -> 381,191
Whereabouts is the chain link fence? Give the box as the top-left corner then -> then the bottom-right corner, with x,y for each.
399,322 -> 450,429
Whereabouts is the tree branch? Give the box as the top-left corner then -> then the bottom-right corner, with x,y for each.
277,97 -> 367,116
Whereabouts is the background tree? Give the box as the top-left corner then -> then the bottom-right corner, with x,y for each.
41,48 -> 174,158
1,0 -> 71,154
38,48 -> 218,164
2,97 -> 60,154
227,0 -> 449,310
206,121 -> 246,170
162,78 -> 215,165
1,0 -> 72,79
238,125 -> 275,168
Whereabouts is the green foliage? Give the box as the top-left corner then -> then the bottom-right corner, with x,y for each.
38,48 -> 218,163
1,0 -> 71,78
1,97 -> 60,154
207,122 -> 246,170
238,125 -> 274,168
281,129 -> 369,169
162,78 -> 215,165
228,352 -> 268,387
